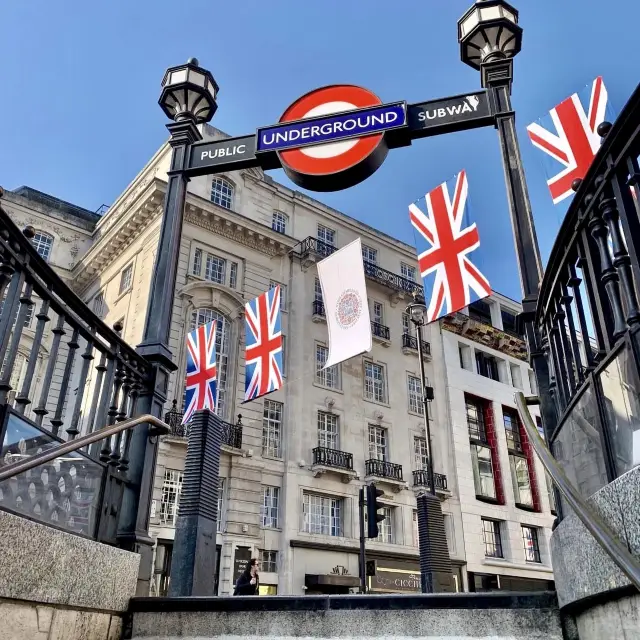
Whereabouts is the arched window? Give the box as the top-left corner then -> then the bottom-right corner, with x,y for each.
272,211 -> 287,234
33,231 -> 53,261
210,177 -> 234,210
190,308 -> 231,419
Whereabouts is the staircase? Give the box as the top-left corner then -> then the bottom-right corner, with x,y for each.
126,592 -> 562,640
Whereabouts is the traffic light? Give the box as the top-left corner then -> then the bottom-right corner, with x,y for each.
366,483 -> 385,538
365,559 -> 377,577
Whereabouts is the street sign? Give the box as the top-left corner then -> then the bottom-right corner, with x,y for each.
269,85 -> 406,192
408,91 -> 492,138
189,135 -> 257,175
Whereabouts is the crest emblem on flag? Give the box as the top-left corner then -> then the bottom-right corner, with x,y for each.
409,170 -> 491,323
182,320 -> 217,425
526,76 -> 609,204
244,286 -> 284,402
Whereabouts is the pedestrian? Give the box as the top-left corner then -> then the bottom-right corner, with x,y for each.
233,558 -> 260,596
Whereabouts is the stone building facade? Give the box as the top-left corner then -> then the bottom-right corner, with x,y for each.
2,124 -> 554,596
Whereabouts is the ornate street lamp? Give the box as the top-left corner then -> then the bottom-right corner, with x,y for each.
159,58 -> 219,123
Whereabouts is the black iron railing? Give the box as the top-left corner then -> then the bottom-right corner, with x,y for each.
312,300 -> 326,317
412,469 -> 448,492
402,333 -> 431,357
0,199 -> 154,543
365,459 -> 403,481
163,400 -> 243,449
534,83 -> 640,494
293,237 -> 424,299
312,446 -> 353,470
371,321 -> 390,340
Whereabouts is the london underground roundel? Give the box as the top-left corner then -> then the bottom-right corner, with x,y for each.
277,85 -> 390,192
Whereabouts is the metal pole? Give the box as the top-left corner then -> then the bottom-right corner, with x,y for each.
415,322 -> 435,496
359,487 -> 366,594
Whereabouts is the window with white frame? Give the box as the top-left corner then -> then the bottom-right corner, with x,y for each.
522,525 -> 541,563
314,277 -> 323,303
229,262 -> 238,289
217,478 -> 224,532
270,281 -> 287,311
401,262 -> 416,281
205,253 -> 226,284
362,244 -> 377,264
33,231 -> 53,261
272,211 -> 287,234
317,411 -> 339,449
92,291 -> 105,318
371,300 -> 384,325
192,248 -> 203,275
190,308 -> 230,418
302,492 -> 342,536
211,176 -> 233,209
262,400 -> 283,458
119,264 -> 133,294
368,425 -> 388,461
377,507 -> 394,543
402,313 -> 413,336
407,375 -> 423,414
364,361 -> 387,403
414,436 -> 429,470
317,224 -> 336,249
261,550 -> 278,572
315,344 -> 340,389
261,486 -> 280,528
160,469 -> 183,526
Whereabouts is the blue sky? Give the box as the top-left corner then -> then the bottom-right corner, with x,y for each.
1,0 -> 637,300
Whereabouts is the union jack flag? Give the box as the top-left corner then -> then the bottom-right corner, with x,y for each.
182,320 -> 217,425
409,170 -> 491,324
244,286 -> 283,402
527,76 -> 609,204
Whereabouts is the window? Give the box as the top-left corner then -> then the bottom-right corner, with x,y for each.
192,248 -> 202,275
261,486 -> 280,528
314,277 -> 323,303
503,409 -> 523,453
217,478 -> 224,533
211,176 -> 233,209
362,244 -> 377,264
317,224 -> 336,248
368,425 -> 388,461
302,492 -> 342,536
205,254 -> 226,284
401,262 -> 416,281
471,445 -> 496,499
119,264 -> 133,294
261,550 -> 278,573
459,343 -> 472,370
414,436 -> 429,470
270,281 -> 287,311
229,262 -> 238,289
315,344 -> 340,389
412,510 -> 419,546
468,299 -> 492,325
92,292 -> 105,318
160,469 -> 183,526
317,411 -> 339,449
364,361 -> 387,403
501,308 -> 522,338
33,231 -> 53,261
376,507 -> 394,543
475,350 -> 500,381
272,211 -> 287,234
402,313 -> 412,336
191,308 -> 231,418
510,455 -> 533,507
466,398 -> 487,442
262,400 -> 283,458
371,300 -> 384,325
407,375 -> 423,414
482,519 -> 503,558
522,526 -> 541,563
510,363 -> 523,389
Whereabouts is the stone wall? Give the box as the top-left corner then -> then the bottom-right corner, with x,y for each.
0,511 -> 140,640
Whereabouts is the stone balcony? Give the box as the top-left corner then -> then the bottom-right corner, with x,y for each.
371,320 -> 391,346
412,468 -> 450,499
364,459 -> 406,493
401,332 -> 432,359
311,446 -> 358,483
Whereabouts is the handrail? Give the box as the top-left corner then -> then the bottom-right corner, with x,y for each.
0,414 -> 169,482
514,392 -> 640,591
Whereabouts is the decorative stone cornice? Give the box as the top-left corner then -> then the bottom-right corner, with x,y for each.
442,311 -> 528,361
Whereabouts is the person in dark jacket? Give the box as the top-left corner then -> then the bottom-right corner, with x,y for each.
233,558 -> 260,596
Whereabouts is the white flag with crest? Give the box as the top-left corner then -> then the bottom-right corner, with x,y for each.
317,238 -> 372,368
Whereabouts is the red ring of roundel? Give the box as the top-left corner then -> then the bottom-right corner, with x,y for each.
278,85 -> 384,177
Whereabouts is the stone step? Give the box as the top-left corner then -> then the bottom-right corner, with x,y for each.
127,592 -> 562,640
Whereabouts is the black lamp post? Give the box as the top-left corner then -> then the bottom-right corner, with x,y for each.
458,1 -> 557,438
120,58 -> 219,595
